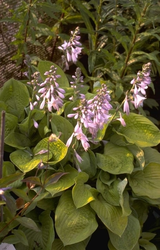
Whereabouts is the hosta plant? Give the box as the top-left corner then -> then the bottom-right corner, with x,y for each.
0,0 -> 160,249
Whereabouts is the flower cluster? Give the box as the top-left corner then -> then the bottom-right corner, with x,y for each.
123,62 -> 151,114
38,66 -> 65,112
58,27 -> 82,70
67,84 -> 112,154
28,65 -> 65,113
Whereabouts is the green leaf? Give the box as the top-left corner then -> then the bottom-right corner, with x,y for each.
108,213 -> 141,250
0,101 -> 7,112
44,172 -> 68,186
0,172 -> 23,188
141,232 -> 156,241
37,197 -> 57,211
0,79 -> 29,120
10,150 -> 42,173
96,142 -> 134,174
88,51 -> 97,74
15,210 -> 54,250
16,217 -> 40,232
38,61 -> 69,87
39,210 -> 55,249
117,113 -> 160,147
108,240 -> 118,250
4,131 -> 31,149
13,229 -> 28,246
110,30 -> 129,53
139,239 -> 157,250
2,235 -> 20,244
2,161 -> 15,177
96,122 -> 109,141
129,162 -> 160,199
143,147 -> 160,165
74,0 -> 95,32
33,136 -> 68,165
51,114 -> 74,144
97,178 -> 131,217
11,188 -> 29,202
52,238 -> 89,250
127,145 -> 145,170
72,172 -> 96,208
55,190 -> 98,246
90,195 -> 128,236
79,150 -> 97,178
99,171 -> 116,186
110,132 -> 130,147
19,109 -> 45,135
45,165 -> 78,196
0,112 -> 18,138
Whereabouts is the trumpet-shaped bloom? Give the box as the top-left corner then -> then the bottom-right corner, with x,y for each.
38,65 -> 65,112
67,84 -> 112,149
66,122 -> 90,151
123,97 -> 130,115
123,62 -> 151,114
58,27 -> 82,70
116,112 -> 126,127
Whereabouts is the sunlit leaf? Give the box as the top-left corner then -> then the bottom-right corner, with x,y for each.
10,150 -> 42,173
72,172 -> 96,208
117,113 -> 160,147
96,142 -> 134,174
33,136 -> 68,165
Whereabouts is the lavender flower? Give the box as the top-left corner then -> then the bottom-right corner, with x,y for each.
123,62 -> 151,114
116,112 -> 126,127
87,84 -> 112,138
67,84 -> 112,151
38,65 -> 65,112
58,27 -> 82,70
123,96 -> 130,115
74,149 -> 83,164
66,122 -> 90,151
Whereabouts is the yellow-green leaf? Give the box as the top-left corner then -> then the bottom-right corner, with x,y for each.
55,190 -> 98,246
117,113 -> 160,147
72,172 -> 96,208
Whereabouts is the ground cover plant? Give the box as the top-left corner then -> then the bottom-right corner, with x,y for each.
0,0 -> 160,249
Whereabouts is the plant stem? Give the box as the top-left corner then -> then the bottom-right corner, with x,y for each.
0,111 -> 5,179
0,111 -> 5,222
